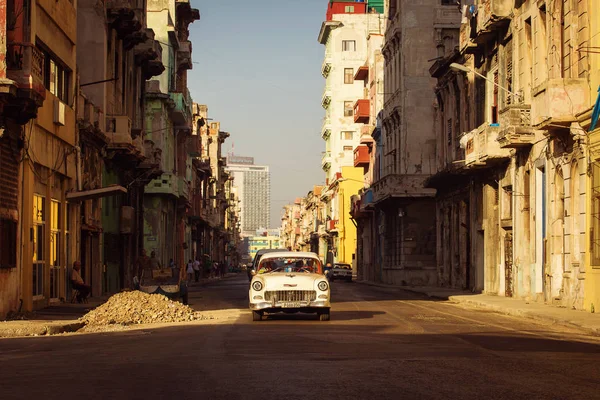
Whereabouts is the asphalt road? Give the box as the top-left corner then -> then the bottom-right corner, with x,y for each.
1,275 -> 599,400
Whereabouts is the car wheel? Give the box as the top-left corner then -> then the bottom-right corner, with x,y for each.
252,311 -> 263,321
318,310 -> 330,321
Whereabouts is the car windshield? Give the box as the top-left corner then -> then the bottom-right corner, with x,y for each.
334,264 -> 351,269
257,257 -> 323,275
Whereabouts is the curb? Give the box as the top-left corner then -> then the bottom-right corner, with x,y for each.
355,280 -> 600,336
447,295 -> 600,336
0,321 -> 85,338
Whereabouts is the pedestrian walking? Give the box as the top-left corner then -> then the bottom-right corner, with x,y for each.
193,258 -> 201,282
186,259 -> 194,283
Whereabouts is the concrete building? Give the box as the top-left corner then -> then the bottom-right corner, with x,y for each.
143,0 -> 199,270
362,0 -> 453,286
426,0 -> 591,310
225,156 -> 270,235
77,0 -> 165,296
0,0 -> 79,314
317,1 -> 384,267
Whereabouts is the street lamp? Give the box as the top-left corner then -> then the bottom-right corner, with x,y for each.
449,63 -> 522,102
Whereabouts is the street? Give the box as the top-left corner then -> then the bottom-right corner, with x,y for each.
1,275 -> 599,400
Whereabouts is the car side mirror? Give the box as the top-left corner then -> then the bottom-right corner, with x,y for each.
250,269 -> 257,276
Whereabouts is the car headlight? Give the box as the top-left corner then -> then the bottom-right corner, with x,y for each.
317,281 -> 328,291
252,281 -> 263,291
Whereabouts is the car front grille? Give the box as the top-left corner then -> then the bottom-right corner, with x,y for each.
265,290 -> 316,302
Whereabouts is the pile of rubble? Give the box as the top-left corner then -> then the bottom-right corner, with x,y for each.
80,291 -> 204,326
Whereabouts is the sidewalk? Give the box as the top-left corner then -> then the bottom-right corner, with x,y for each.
0,274 -> 241,338
0,296 -> 108,338
356,280 -> 600,336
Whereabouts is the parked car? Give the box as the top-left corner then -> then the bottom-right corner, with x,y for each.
329,263 -> 352,282
247,249 -> 282,281
248,251 -> 331,321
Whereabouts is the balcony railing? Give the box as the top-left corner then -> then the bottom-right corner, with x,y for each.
321,117 -> 332,140
321,151 -> 332,170
497,105 -> 536,148
177,41 -> 192,70
146,173 -> 178,196
6,44 -> 46,103
461,123 -> 510,167
476,0 -> 511,35
321,82 -> 332,109
170,88 -> 193,127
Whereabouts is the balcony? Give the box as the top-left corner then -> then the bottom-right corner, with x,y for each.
106,115 -> 145,162
321,55 -> 332,78
532,78 -> 590,128
460,123 -> 510,168
321,151 -> 332,171
187,135 -> 201,157
372,174 -> 436,204
354,66 -> 369,81
176,0 -> 201,25
327,219 -> 338,232
134,30 -> 164,79
353,145 -> 369,168
106,0 -> 145,38
360,125 -> 375,144
497,105 -> 537,148
177,41 -> 192,70
178,176 -> 190,200
354,99 -> 370,124
170,89 -> 193,127
459,22 -> 479,54
321,117 -> 332,140
146,173 -> 178,197
321,83 -> 332,109
138,140 -> 163,176
477,0 -> 511,32
4,44 -> 46,123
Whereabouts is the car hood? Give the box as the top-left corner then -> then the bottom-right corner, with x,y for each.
253,272 -> 326,291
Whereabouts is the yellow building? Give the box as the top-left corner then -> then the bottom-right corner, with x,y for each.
585,6 -> 600,312
335,166 -> 363,265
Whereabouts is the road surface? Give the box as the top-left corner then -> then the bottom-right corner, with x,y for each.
1,275 -> 599,400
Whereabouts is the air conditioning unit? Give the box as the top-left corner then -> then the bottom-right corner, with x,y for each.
54,99 -> 66,126
120,206 -> 135,234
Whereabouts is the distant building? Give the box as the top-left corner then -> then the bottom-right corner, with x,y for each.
225,157 -> 271,235
248,236 -> 281,262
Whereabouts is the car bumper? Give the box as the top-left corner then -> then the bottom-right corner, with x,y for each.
249,300 -> 330,311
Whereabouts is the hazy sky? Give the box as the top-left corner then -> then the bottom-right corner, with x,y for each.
188,1 -> 327,228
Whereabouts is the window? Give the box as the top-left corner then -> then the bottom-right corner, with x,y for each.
342,40 -> 356,52
33,194 -> 45,297
344,101 -> 354,117
343,146 -> 353,151
42,50 -> 70,103
344,68 -> 354,84
345,5 -> 354,12
342,131 -> 354,141
488,68 -> 499,123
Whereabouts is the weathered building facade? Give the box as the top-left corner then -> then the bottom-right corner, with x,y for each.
143,0 -> 199,270
427,0 -> 591,310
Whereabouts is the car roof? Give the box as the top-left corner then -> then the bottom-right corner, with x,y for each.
259,251 -> 321,262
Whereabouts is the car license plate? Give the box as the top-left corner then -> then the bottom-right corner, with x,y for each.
281,302 -> 302,308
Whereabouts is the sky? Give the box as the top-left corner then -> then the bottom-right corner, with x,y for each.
188,0 -> 328,229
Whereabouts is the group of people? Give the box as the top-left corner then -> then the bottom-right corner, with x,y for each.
69,249 -> 231,303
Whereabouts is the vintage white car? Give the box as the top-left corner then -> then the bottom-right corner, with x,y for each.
249,251 -> 331,321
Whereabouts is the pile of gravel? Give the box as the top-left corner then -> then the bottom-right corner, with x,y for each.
80,291 -> 204,326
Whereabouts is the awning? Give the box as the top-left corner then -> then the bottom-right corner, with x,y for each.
66,185 -> 127,202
